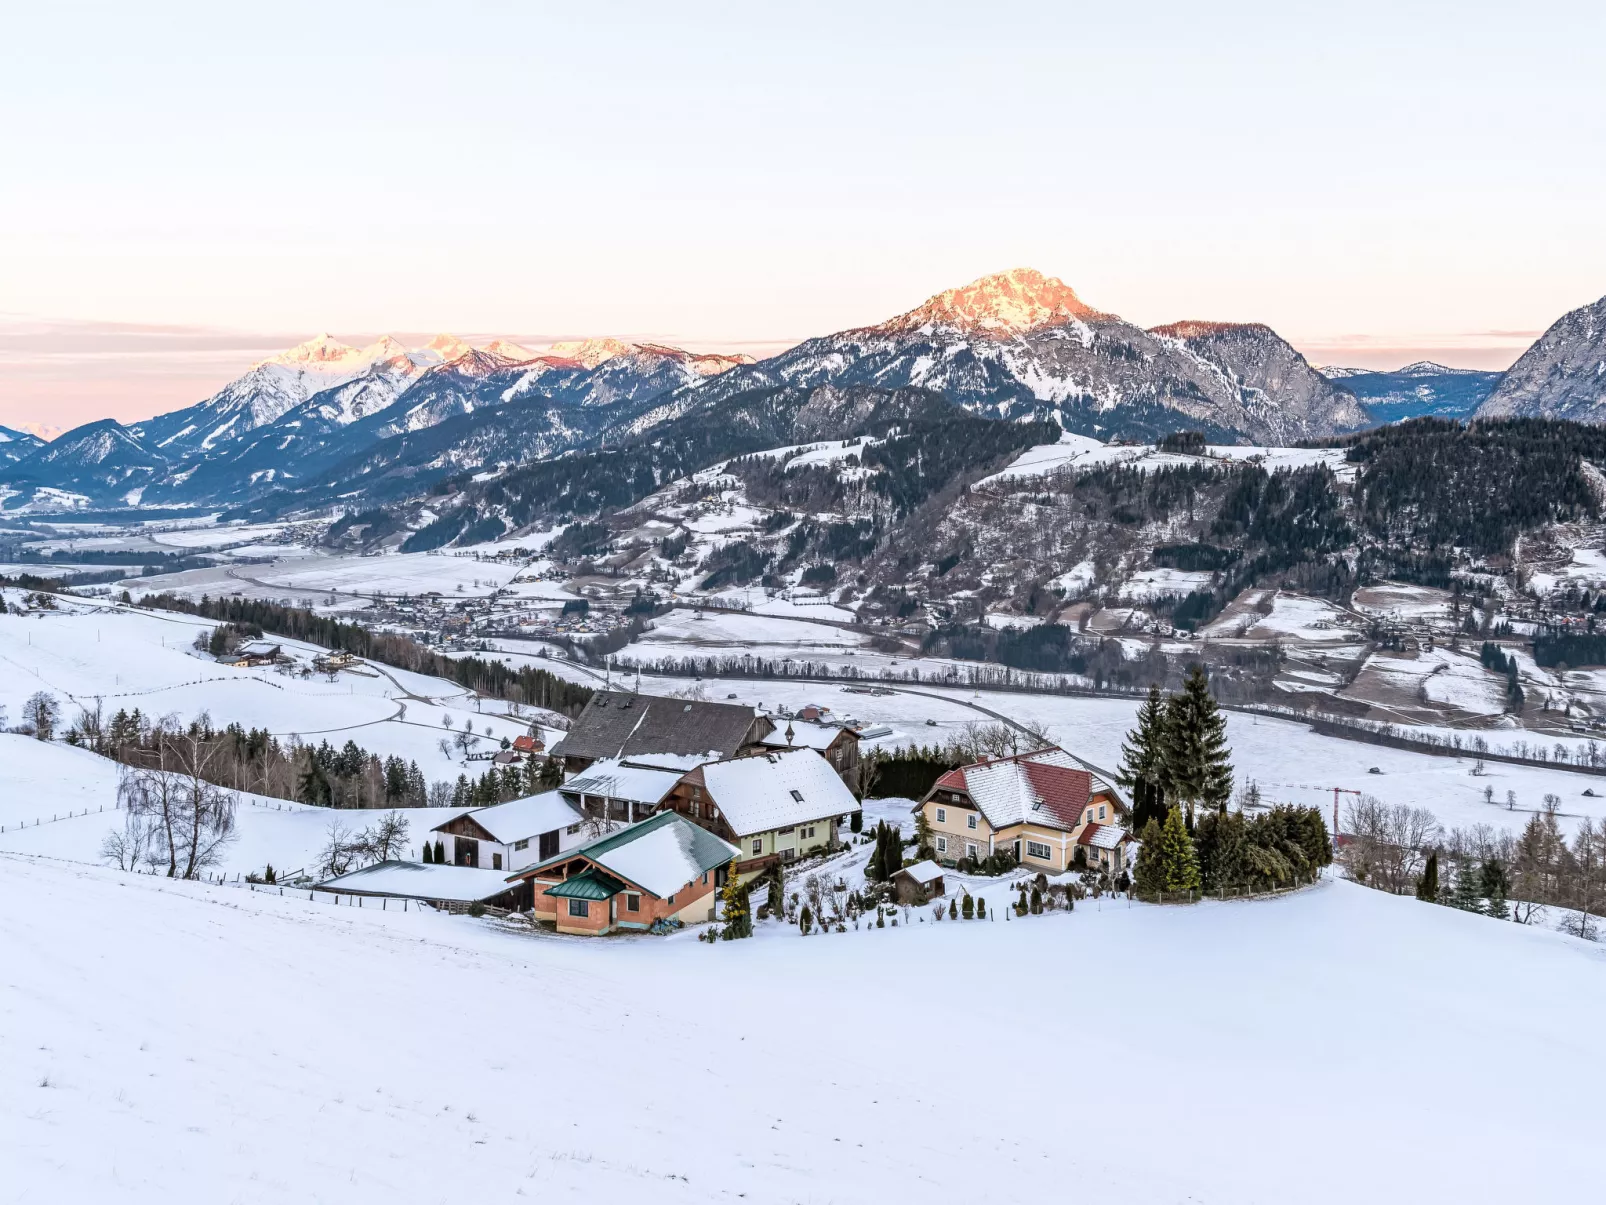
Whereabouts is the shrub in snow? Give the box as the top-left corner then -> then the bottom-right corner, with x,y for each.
799,905 -> 813,935
976,897 -> 986,919
949,897 -> 959,920
961,893 -> 974,920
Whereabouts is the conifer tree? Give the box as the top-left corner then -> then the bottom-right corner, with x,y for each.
1162,666 -> 1234,829
1481,858 -> 1510,919
1156,805 -> 1202,893
976,896 -> 986,919
850,809 -> 863,834
1452,859 -> 1484,911
949,896 -> 959,920
1030,885 -> 1043,914
1118,684 -> 1170,831
1415,852 -> 1439,901
961,892 -> 974,919
1133,817 -> 1165,897
1017,887 -> 1029,916
720,859 -> 752,939
914,810 -> 936,861
434,838 -> 446,864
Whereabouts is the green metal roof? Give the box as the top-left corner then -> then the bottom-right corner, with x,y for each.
543,867 -> 627,901
508,808 -> 734,885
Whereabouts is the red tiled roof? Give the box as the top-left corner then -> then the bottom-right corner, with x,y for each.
928,748 -> 1094,832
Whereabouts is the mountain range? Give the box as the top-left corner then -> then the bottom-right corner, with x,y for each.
4,269 -> 1604,519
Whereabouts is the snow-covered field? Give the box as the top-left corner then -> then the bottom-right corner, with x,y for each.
980,434 -> 1353,486
5,854 -> 1603,1204
246,552 -> 526,598
0,598 -> 550,786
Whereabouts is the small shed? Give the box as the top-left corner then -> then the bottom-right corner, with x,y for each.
893,859 -> 946,904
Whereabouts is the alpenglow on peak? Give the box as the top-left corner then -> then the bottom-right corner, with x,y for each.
879,267 -> 1103,337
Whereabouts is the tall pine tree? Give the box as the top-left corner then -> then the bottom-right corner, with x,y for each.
1156,805 -> 1202,894
1415,852 -> 1439,901
1118,684 -> 1170,832
1161,665 -> 1234,830
1481,858 -> 1510,919
1451,859 -> 1484,911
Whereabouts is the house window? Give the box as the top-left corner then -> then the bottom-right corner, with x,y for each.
966,814 -> 977,830
935,807 -> 947,823
566,824 -> 581,835
965,842 -> 977,859
492,853 -> 503,870
779,825 -> 795,835
1098,805 -> 1107,821
702,871 -> 709,885
1027,840 -> 1052,861
668,893 -> 677,905
937,836 -> 947,854
1085,809 -> 1093,824
789,789 -> 804,802
626,894 -> 641,913
801,825 -> 815,840
567,898 -> 589,918
513,839 -> 528,851
752,839 -> 763,855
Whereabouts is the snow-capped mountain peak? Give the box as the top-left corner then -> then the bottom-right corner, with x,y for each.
484,339 -> 539,362
545,337 -> 636,369
263,333 -> 366,369
877,268 -> 1103,338
424,333 -> 475,361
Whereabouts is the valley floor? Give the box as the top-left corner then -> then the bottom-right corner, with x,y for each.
4,855 -> 1602,1204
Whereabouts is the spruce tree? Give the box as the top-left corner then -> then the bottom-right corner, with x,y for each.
850,809 -> 863,834
1030,885 -> 1043,914
1481,858 -> 1510,919
1156,805 -> 1202,894
434,838 -> 446,864
1162,666 -> 1234,829
1452,859 -> 1484,912
1118,684 -> 1170,831
1415,852 -> 1439,902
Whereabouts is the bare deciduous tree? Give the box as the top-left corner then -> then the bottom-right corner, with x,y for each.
23,691 -> 59,741
1338,796 -> 1439,894
100,812 -> 154,871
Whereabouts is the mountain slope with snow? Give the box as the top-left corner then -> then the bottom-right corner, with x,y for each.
1321,360 -> 1503,423
1476,293 -> 1606,421
633,270 -> 1369,445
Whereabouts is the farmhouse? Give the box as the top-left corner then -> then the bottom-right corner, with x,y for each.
508,810 -> 740,935
429,790 -> 586,873
915,747 -> 1130,875
663,747 -> 860,879
219,640 -> 282,667
757,719 -> 861,792
550,690 -> 773,774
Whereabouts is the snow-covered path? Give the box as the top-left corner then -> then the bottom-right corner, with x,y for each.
4,855 -> 1603,1204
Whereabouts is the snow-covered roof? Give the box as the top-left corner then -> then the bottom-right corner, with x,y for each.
513,810 -> 738,900
443,790 -> 582,844
895,859 -> 945,885
698,748 -> 860,836
562,758 -> 684,806
933,747 -> 1100,832
236,640 -> 281,656
319,861 -> 515,903
1077,823 -> 1128,849
758,720 -> 850,752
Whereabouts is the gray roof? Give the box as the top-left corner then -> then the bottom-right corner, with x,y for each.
552,690 -> 770,764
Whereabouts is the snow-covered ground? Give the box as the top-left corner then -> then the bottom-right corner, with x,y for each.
980,434 -> 1353,486
0,598 -> 551,786
4,854 -> 1603,1204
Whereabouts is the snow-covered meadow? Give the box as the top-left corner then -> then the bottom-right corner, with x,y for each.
4,854 -> 1603,1204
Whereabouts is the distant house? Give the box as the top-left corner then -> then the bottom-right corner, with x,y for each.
220,640 -> 282,668
663,748 -> 860,880
914,747 -> 1130,875
511,733 -> 544,757
550,690 -> 773,775
758,719 -> 861,792
508,811 -> 740,935
429,791 -> 586,873
559,756 -> 687,825
312,650 -> 359,672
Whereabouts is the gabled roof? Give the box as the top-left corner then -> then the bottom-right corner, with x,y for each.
552,690 -> 770,763
510,810 -> 738,900
561,757 -> 684,807
438,790 -> 582,844
544,867 -> 627,900
694,748 -> 860,837
757,720 -> 854,753
931,747 -> 1096,832
895,859 -> 945,886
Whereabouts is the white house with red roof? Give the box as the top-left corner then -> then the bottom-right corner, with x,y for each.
914,747 -> 1131,876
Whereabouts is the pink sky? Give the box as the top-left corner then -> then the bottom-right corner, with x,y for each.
3,3 -> 1601,433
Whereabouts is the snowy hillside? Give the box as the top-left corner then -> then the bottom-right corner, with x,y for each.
5,854 -> 1603,1204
